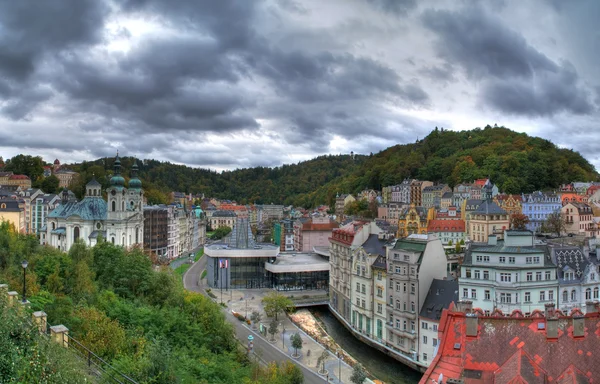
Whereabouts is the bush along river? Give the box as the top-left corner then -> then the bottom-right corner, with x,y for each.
310,308 -> 423,384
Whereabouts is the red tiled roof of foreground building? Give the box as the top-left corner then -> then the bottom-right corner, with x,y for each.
420,304 -> 600,383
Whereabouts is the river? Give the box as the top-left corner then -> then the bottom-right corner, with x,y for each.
310,308 -> 423,384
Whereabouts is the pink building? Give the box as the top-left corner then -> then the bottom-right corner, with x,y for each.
293,216 -> 339,252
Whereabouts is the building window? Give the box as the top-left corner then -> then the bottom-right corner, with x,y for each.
476,255 -> 482,262
411,302 -> 415,312
362,300 -> 365,308
471,289 -> 477,299
545,271 -> 551,280
571,290 -> 577,302
509,257 -> 515,264
403,283 -> 407,292
595,287 -> 599,299
484,290 -> 490,300
396,300 -> 400,310
474,270 -> 480,279
403,320 -> 407,330
524,292 -> 531,303
526,272 -> 533,281
500,273 -> 511,282
356,282 -> 360,292
549,290 -> 554,301
463,288 -> 468,298
411,284 -> 415,294
526,257 -> 532,264
377,272 -> 382,280
433,338 -> 438,347
536,272 -> 542,281
377,287 -> 383,297
540,291 -> 546,301
423,336 -> 427,345
377,303 -> 382,314
484,256 -> 490,262
563,290 -> 568,303
404,254 -> 410,261
499,257 -> 506,263
422,322 -> 428,330
433,324 -> 438,332
483,271 -> 489,280
362,284 -> 366,294
534,257 -> 540,263
500,293 -> 511,303
465,268 -> 472,278
411,321 -> 415,331
356,298 -> 360,306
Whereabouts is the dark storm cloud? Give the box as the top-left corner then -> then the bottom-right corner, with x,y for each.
365,0 -> 417,15
0,0 -> 108,80
422,5 -> 595,117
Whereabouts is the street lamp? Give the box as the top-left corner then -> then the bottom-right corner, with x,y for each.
21,260 -> 28,303
337,351 -> 343,383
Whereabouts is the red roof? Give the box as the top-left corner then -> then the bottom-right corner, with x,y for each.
587,185 -> 600,196
474,178 -> 488,187
420,307 -> 600,383
301,218 -> 339,231
494,193 -> 523,202
9,174 -> 30,180
427,219 -> 465,233
220,204 -> 247,211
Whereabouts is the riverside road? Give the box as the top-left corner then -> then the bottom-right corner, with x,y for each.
183,256 -> 326,384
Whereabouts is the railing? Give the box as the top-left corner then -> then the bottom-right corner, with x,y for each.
66,335 -> 138,384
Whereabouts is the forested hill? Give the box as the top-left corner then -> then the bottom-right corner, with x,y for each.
69,126 -> 598,207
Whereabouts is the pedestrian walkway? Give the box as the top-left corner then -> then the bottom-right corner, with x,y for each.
225,289 -> 356,384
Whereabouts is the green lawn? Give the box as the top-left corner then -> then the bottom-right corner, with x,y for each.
195,249 -> 204,261
174,263 -> 191,276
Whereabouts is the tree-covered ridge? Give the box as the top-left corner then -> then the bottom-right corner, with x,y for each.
295,126 -> 599,206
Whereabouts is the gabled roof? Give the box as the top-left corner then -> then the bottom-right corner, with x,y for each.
442,192 -> 453,199
427,219 -> 465,233
371,254 -> 387,270
361,234 -> 386,256
212,210 -> 237,217
419,279 -> 458,321
393,238 -> 427,252
553,247 -> 588,282
472,200 -> 507,215
420,309 -> 600,383
0,199 -> 21,212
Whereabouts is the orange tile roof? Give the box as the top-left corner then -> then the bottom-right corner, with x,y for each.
420,307 -> 600,383
427,219 -> 465,232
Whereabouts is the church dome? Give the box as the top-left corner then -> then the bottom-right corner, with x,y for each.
110,154 -> 125,187
128,160 -> 142,189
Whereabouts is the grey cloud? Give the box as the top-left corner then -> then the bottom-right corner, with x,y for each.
419,63 -> 456,84
422,7 -> 556,80
422,6 -> 595,117
365,0 -> 417,15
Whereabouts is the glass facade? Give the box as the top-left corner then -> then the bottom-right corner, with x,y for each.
210,256 -> 329,291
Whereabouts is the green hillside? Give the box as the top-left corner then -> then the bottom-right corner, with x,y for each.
8,126 -> 597,208
292,125 -> 599,207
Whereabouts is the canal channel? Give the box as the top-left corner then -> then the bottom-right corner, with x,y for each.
311,308 -> 423,384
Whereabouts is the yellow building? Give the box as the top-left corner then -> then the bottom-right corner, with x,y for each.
493,194 -> 523,215
55,169 -> 78,189
0,199 -> 25,233
397,203 -> 434,238
468,200 -> 510,242
4,174 -> 31,189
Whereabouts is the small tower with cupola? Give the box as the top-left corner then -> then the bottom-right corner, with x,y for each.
127,159 -> 144,245
106,153 -> 128,226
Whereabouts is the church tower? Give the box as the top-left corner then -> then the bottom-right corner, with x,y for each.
106,153 -> 127,245
127,159 -> 144,246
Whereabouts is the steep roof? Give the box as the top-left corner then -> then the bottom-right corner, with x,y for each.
371,254 -> 387,270
553,246 -> 589,282
0,199 -> 21,212
442,192 -> 453,199
212,210 -> 237,217
48,197 -> 107,220
419,279 -> 458,321
420,309 -> 600,383
427,219 -> 465,233
472,200 -> 507,215
361,234 -> 386,256
393,238 -> 427,253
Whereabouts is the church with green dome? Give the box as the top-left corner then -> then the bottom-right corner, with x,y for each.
44,154 -> 144,252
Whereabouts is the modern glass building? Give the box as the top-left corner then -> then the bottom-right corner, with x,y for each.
205,218 -> 329,291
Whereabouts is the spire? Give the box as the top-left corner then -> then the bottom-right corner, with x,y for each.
109,152 -> 125,187
114,152 -> 121,176
129,158 -> 142,189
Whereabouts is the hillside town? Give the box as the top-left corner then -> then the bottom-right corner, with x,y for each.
2,152 -> 600,383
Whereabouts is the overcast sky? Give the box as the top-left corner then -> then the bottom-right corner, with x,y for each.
0,0 -> 598,171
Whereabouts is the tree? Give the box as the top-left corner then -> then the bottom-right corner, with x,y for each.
545,211 -> 567,236
510,213 -> 530,230
4,154 -> 44,180
317,350 -> 329,374
268,320 -> 279,342
40,175 -> 60,194
262,292 -> 294,321
350,363 -> 367,384
250,310 -> 262,329
211,226 -> 232,240
448,239 -> 453,246
291,333 -> 302,357
455,243 -> 461,253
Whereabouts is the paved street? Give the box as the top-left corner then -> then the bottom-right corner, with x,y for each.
183,257 -> 329,384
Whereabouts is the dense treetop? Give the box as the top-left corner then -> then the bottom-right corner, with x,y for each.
5,126 -> 598,208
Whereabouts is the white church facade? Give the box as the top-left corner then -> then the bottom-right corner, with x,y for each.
44,155 -> 144,252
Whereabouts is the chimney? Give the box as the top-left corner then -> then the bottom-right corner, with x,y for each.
487,235 -> 497,246
466,313 -> 478,337
544,303 -> 556,318
546,317 -> 558,339
573,316 -> 585,338
457,300 -> 473,314
585,301 -> 598,314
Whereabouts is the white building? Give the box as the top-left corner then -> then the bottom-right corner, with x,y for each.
386,234 -> 447,364
418,279 -> 458,366
350,234 -> 387,339
45,156 -> 144,252
459,230 -> 558,315
551,245 -> 600,314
